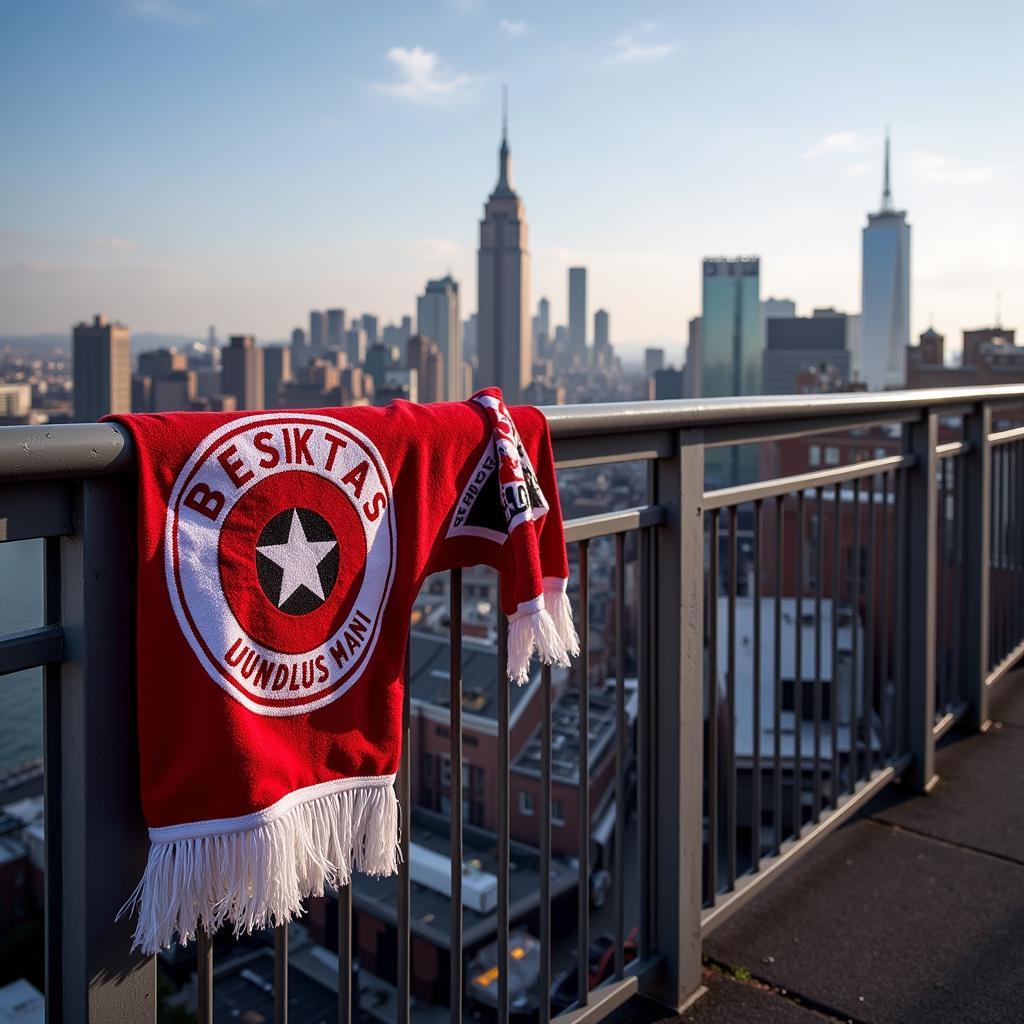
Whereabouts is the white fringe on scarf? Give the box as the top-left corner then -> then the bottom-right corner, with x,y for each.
119,775 -> 399,954
506,578 -> 580,685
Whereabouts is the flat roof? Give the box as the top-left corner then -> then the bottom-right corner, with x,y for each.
408,631 -> 540,728
513,681 -> 638,784
352,807 -> 575,949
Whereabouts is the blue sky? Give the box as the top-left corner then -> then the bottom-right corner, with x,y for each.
1,0 -> 1021,359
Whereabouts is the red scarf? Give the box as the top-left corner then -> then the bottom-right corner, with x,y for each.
109,388 -> 577,953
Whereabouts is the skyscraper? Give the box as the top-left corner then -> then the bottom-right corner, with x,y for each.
72,314 -> 131,422
263,344 -> 292,409
309,311 -> 325,357
700,257 -> 762,398
701,258 -> 762,487
326,308 -> 346,351
593,308 -> 610,366
534,296 -> 550,358
361,315 -> 379,347
568,267 -> 587,362
860,133 -> 910,389
762,310 -> 850,394
221,335 -> 265,411
407,334 -> 444,404
684,317 -> 702,398
417,274 -> 462,400
477,97 -> 531,403
290,327 -> 308,370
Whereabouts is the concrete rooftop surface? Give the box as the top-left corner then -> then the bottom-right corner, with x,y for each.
608,670 -> 1024,1024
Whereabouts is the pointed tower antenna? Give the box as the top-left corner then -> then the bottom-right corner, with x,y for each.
882,127 -> 893,211
502,84 -> 508,144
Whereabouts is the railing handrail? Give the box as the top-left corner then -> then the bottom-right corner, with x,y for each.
2,384 -> 1023,481
542,384 -> 1024,438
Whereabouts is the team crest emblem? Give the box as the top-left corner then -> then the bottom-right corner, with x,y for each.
447,394 -> 548,543
165,412 -> 397,716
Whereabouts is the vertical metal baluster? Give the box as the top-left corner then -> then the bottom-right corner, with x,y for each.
864,474 -> 877,775
337,883 -> 352,1024
450,569 -> 463,1024
707,512 -> 719,898
851,477 -> 861,785
726,508 -> 738,888
999,443 -> 1005,665
539,664 -> 552,1024
938,458 -> 948,714
813,488 -> 824,821
1011,440 -> 1019,647
830,484 -> 841,799
999,446 -> 1007,663
1011,442 -> 1019,647
751,501 -> 762,870
275,924 -> 288,1024
497,604 -> 509,1024
987,446 -> 995,663
773,497 -> 783,853
42,536 -> 62,1024
614,533 -> 626,977
576,540 -> 590,1006
397,635 -> 411,1024
878,473 -> 892,760
894,468 -> 907,755
197,927 -> 213,1024
637,527 -> 651,960
952,456 -> 964,711
989,447 -> 997,666
794,491 -> 804,834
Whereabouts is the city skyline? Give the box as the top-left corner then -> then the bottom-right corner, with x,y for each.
1,2 -> 1021,358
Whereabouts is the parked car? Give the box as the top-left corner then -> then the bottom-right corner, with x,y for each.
549,929 -> 639,1013
466,931 -> 541,1018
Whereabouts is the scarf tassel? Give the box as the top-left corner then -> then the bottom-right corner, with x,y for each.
506,597 -> 573,685
118,780 -> 400,955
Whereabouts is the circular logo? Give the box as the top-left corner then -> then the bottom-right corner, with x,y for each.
164,413 -> 397,716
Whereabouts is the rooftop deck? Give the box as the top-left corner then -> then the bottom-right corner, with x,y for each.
607,669 -> 1024,1024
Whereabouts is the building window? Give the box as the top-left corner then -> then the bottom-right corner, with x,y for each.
440,753 -> 451,789
874,447 -> 887,460
824,446 -> 841,466
808,444 -> 821,468
519,790 -> 534,816
553,800 -> 566,827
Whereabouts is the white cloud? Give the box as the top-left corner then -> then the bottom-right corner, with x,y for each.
845,162 -> 872,177
804,131 -> 867,159
610,25 -> 678,65
125,0 -> 204,26
912,154 -> 996,186
374,47 -> 471,103
93,236 -> 136,250
499,19 -> 527,36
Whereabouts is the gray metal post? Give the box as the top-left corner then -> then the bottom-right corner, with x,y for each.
59,478 -> 155,1022
903,413 -> 939,791
647,428 -> 704,1009
962,402 -> 992,728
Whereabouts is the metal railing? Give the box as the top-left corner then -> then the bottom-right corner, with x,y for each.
1,384 -> 1023,1022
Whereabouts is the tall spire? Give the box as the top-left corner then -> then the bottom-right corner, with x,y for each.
495,84 -> 514,194
881,127 -> 893,211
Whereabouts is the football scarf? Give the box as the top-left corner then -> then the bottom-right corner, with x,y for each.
110,388 -> 578,953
